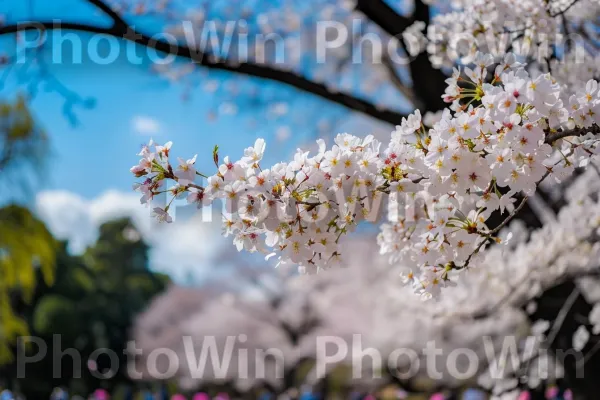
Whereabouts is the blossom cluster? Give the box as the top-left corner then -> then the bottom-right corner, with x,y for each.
132,133 -> 386,272
462,162 -> 600,398
410,0 -> 600,93
131,53 -> 600,299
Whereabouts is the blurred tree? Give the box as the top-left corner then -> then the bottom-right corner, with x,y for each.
0,96 -> 55,365
0,205 -> 56,364
4,218 -> 169,398
0,96 -> 49,196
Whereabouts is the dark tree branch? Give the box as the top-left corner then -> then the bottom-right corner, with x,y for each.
548,0 -> 582,17
355,0 -> 413,36
406,1 -> 448,112
381,53 -> 424,110
355,0 -> 448,112
545,124 -> 600,144
0,10 -> 410,125
86,0 -> 128,28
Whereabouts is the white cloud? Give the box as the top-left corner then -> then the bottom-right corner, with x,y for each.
131,115 -> 161,136
276,126 -> 291,142
36,190 -> 227,281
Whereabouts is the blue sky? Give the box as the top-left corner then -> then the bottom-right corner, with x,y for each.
2,36 -> 338,199
0,0 -> 392,280
1,0 -> 358,199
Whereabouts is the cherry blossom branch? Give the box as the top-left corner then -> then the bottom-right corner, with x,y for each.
460,194 -> 534,272
131,53 -> 600,300
455,146 -> 573,272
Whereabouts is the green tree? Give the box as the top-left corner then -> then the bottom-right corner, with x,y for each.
10,218 -> 169,398
0,206 -> 56,364
0,97 -> 55,364
0,96 -> 49,194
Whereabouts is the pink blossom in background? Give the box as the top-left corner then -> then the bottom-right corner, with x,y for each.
87,360 -> 97,371
93,389 -> 109,400
193,394 -> 210,400
517,392 -> 531,400
545,386 -> 559,399
171,395 -> 186,400
430,394 -> 445,400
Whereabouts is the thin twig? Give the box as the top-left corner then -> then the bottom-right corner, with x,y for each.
584,338 -> 600,364
472,269 -> 536,319
546,286 -> 580,346
490,195 -> 530,235
549,0 -> 581,17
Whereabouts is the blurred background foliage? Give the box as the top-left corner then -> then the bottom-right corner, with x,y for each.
0,96 -> 56,364
0,95 -> 49,193
0,97 -> 169,396
0,205 -> 56,364
1,216 -> 169,398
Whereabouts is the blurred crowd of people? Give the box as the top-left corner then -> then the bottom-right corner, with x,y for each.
1,388 -> 375,400
0,387 -> 574,400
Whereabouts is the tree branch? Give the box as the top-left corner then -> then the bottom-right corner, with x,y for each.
86,0 -> 128,28
354,0 -> 413,37
545,124 -> 600,144
0,11 -> 410,125
381,53 -> 424,110
356,0 -> 448,112
490,195 -> 530,235
549,0 -> 582,17
546,286 -> 581,346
